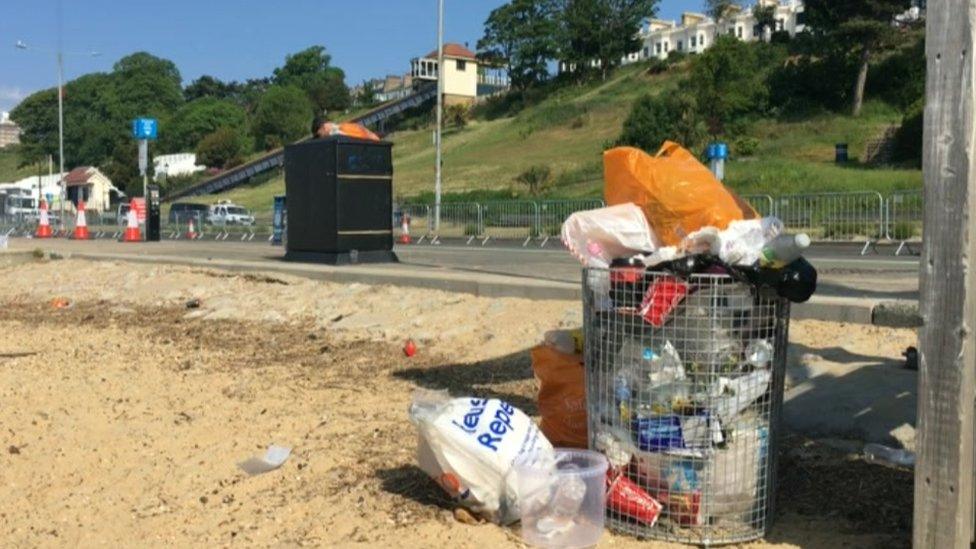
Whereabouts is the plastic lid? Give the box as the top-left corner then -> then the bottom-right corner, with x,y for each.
795,233 -> 811,249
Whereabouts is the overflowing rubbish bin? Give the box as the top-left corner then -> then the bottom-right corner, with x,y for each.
583,267 -> 789,545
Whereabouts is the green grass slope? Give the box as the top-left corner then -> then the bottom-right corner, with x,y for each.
0,149 -> 38,183
178,61 -> 922,215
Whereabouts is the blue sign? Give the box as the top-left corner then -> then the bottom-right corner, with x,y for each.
272,195 -> 287,246
131,118 -> 158,140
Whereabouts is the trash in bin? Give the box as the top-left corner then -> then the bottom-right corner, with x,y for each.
604,142 -> 758,247
409,390 -> 554,524
558,140 -> 811,543
561,203 -> 660,269
606,469 -> 662,526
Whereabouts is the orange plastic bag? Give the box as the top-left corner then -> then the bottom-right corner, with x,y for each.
317,122 -> 381,141
531,344 -> 588,449
604,141 -> 757,247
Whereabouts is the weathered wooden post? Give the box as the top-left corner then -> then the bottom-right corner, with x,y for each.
914,1 -> 976,547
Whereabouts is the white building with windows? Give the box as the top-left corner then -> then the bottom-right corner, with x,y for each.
635,0 -> 806,62
411,43 -> 510,105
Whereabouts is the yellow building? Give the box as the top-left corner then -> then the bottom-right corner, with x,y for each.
411,43 -> 479,106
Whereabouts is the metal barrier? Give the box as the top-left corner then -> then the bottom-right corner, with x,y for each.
775,192 -> 886,250
742,194 -> 775,218
430,202 -> 482,242
481,201 -> 539,245
886,190 -> 923,255
536,199 -> 605,247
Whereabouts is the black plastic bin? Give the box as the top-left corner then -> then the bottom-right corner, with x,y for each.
284,135 -> 398,264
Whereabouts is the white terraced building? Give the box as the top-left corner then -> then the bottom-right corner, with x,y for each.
632,0 -> 806,63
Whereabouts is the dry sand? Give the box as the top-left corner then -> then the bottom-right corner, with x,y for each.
0,257 -> 914,547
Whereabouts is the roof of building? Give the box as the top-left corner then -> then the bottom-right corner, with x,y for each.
65,166 -> 99,187
424,43 -> 477,61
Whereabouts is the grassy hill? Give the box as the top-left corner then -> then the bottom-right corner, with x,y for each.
170,61 -> 923,215
0,148 -> 39,183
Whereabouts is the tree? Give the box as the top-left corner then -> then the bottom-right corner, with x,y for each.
478,0 -> 559,90
804,0 -> 913,116
688,36 -> 782,134
356,81 -> 378,107
618,92 -> 706,152
751,4 -> 776,42
705,0 -> 741,22
272,46 -> 350,115
558,0 -> 659,81
445,104 -> 470,128
252,86 -> 313,150
184,75 -> 239,102
112,52 -> 183,119
163,98 -> 248,153
195,127 -> 245,169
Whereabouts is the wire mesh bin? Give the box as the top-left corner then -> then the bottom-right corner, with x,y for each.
582,267 -> 790,546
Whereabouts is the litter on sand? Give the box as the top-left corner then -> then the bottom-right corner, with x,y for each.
238,445 -> 292,475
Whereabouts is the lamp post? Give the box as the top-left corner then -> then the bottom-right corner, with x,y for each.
434,0 -> 444,234
15,40 -> 100,227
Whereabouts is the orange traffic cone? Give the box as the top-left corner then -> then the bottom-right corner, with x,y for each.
72,200 -> 90,240
122,208 -> 141,242
185,218 -> 197,240
35,199 -> 53,239
399,213 -> 411,245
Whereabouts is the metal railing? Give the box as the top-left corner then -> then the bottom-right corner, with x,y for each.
2,192 -> 930,253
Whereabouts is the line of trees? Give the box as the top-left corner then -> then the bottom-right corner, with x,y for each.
480,0 -> 917,118
11,46 -> 350,196
478,0 -> 658,90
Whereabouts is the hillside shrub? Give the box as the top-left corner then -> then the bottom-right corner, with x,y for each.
196,127 -> 245,169
617,92 -> 706,152
892,99 -> 923,167
733,136 -> 760,157
515,165 -> 554,196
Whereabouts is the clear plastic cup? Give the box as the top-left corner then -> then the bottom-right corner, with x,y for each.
515,448 -> 609,549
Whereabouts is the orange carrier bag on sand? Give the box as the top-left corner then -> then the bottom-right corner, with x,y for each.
531,339 -> 588,449
604,141 -> 758,247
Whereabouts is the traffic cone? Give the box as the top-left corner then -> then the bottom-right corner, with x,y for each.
122,208 -> 141,242
72,200 -> 90,240
185,218 -> 197,240
399,213 -> 411,245
35,199 -> 53,239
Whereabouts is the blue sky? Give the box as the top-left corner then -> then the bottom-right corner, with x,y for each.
1,0 -> 702,111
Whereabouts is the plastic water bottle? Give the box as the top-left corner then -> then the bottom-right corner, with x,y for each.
863,443 -> 915,468
760,233 -> 811,268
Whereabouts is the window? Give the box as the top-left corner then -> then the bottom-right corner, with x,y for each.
643,46 -> 649,58
655,42 -> 662,54
737,26 -> 743,38
664,41 -> 669,52
728,27 -> 736,35
796,11 -> 807,25
753,24 -> 761,37
456,60 -> 467,71
776,19 -> 785,31
700,34 -> 706,47
677,40 -> 684,51
690,36 -> 696,48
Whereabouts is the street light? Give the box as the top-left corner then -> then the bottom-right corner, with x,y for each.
14,40 -> 100,227
434,0 -> 444,235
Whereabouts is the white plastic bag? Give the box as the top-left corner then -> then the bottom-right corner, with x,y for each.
639,217 -> 783,268
409,390 -> 554,524
561,203 -> 660,269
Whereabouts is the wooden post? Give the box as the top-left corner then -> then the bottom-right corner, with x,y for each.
915,1 -> 976,547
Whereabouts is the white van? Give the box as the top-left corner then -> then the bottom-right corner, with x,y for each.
208,200 -> 255,226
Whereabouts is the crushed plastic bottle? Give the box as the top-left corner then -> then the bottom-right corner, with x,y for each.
745,340 -> 774,368
863,443 -> 915,468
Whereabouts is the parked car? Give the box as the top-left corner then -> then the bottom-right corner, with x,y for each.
208,201 -> 255,226
169,202 -> 210,224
